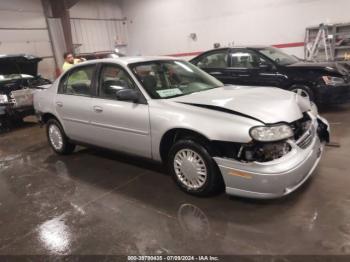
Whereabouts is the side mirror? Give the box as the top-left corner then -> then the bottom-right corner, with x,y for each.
115,89 -> 140,103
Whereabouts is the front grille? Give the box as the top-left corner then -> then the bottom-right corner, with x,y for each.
297,126 -> 314,149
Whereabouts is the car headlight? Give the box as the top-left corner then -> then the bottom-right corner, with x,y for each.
322,76 -> 345,86
250,124 -> 294,142
0,94 -> 8,104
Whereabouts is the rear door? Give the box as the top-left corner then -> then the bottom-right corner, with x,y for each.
89,63 -> 151,158
192,49 -> 232,84
55,64 -> 97,142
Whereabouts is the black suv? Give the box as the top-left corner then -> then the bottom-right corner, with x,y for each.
190,46 -> 350,105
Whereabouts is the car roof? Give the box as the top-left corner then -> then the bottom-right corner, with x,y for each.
193,46 -> 271,56
80,56 -> 182,67
188,46 -> 272,61
233,45 -> 270,49
211,45 -> 270,50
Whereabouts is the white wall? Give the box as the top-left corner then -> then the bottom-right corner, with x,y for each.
0,0 -> 55,79
122,0 -> 350,59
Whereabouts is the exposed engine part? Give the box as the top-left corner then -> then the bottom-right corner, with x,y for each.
242,142 -> 292,162
212,140 -> 291,163
212,113 -> 326,163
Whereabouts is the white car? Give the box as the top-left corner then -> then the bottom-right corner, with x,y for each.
34,57 -> 330,199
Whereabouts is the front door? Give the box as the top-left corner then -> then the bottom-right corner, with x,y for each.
229,49 -> 284,87
89,63 -> 151,158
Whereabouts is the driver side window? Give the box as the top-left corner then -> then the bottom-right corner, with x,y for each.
60,65 -> 95,96
99,65 -> 135,100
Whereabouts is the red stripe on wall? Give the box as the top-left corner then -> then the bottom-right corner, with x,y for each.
167,51 -> 203,57
166,41 -> 305,57
272,42 -> 305,48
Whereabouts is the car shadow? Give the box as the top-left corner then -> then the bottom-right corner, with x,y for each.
75,147 -> 168,175
40,144 -> 319,233
0,120 -> 38,135
46,145 -> 308,208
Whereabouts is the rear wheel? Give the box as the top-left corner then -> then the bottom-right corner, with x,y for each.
168,139 -> 223,196
46,119 -> 75,155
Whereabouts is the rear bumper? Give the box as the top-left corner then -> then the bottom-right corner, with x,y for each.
315,85 -> 350,104
214,116 -> 329,199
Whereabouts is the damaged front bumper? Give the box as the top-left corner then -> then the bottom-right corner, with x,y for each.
214,115 -> 330,199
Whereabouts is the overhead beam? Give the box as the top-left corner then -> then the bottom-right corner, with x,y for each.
42,0 -> 74,53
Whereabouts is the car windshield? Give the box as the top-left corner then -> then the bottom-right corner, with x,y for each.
258,47 -> 299,66
129,60 -> 223,99
0,74 -> 33,82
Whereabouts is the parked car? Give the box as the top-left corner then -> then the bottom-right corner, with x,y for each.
190,46 -> 350,105
34,57 -> 330,199
0,54 -> 51,131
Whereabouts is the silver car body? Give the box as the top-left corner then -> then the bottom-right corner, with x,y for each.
34,57 -> 330,199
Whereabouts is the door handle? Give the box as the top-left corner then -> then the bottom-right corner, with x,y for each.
56,101 -> 63,107
210,72 -> 223,76
93,106 -> 103,113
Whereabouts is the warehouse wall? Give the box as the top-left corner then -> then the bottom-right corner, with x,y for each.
69,0 -> 127,54
0,0 -> 55,79
70,0 -> 123,19
122,0 -> 350,59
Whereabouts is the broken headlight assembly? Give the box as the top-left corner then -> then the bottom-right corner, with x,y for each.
242,142 -> 292,162
0,94 -> 8,104
249,124 -> 294,142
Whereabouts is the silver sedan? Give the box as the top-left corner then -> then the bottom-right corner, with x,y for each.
34,57 -> 330,199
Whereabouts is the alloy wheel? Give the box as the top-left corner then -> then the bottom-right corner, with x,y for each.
174,149 -> 208,189
291,88 -> 310,100
48,124 -> 63,151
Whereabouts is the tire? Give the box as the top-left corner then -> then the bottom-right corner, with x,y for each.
168,139 -> 224,196
46,119 -> 75,155
289,85 -> 315,102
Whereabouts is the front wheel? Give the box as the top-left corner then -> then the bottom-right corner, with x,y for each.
168,139 -> 224,196
289,85 -> 314,102
46,119 -> 75,155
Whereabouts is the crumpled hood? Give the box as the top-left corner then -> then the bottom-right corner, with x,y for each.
171,86 -> 310,124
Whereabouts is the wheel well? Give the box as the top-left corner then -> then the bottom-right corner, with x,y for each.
159,129 -> 211,162
289,83 -> 314,91
41,113 -> 59,124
